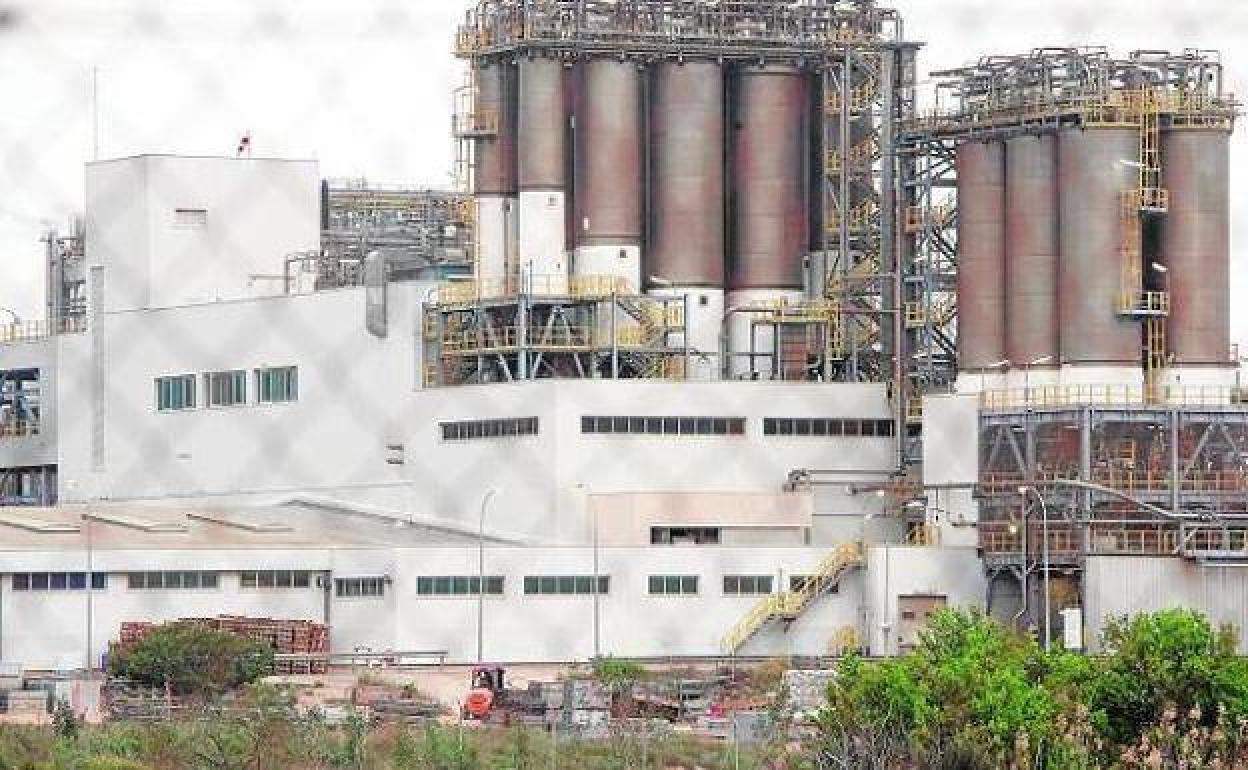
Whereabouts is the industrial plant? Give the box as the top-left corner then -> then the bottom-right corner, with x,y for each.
0,0 -> 1245,676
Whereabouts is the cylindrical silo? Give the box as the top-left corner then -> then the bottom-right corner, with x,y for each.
474,61 -> 519,294
1159,128 -> 1233,387
727,65 -> 810,378
650,61 -> 725,288
517,56 -> 569,294
650,60 -> 725,381
1058,127 -> 1143,383
956,140 -> 1008,389
575,59 -> 643,291
1004,134 -> 1060,388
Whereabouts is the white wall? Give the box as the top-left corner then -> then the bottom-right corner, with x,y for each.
864,545 -> 986,656
1,543 -> 875,667
85,155 -> 320,313
1084,555 -> 1248,653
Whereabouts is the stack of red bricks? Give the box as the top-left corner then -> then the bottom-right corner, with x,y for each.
114,616 -> 330,674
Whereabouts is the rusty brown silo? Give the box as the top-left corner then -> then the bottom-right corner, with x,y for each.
1005,134 -> 1059,368
1058,127 -> 1142,367
517,57 -> 567,191
1161,128 -> 1231,366
579,59 -> 643,247
956,140 -> 1007,371
475,62 -> 517,196
729,65 -> 809,291
649,60 -> 725,287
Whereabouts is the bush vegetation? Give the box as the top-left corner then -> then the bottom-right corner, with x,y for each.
804,607 -> 1248,769
107,623 -> 275,696
7,609 -> 1248,769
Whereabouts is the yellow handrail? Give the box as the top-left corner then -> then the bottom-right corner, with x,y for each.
720,543 -> 864,654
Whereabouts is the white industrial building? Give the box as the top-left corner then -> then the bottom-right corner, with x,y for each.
4,0 -> 1248,672
0,154 -> 992,670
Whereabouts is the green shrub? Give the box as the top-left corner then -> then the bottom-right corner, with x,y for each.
107,623 -> 274,695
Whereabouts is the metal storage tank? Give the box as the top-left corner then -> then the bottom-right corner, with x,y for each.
1160,128 -> 1231,368
517,57 -> 566,190
649,60 -> 725,288
576,59 -> 644,289
1005,134 -> 1059,375
517,57 -> 569,290
473,61 -> 518,293
956,140 -> 1007,372
474,62 -> 517,197
1057,127 -> 1142,370
729,65 -> 809,291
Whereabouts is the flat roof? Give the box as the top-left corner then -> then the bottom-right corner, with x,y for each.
0,500 -> 494,552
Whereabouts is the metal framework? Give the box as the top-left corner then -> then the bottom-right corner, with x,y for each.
450,0 -> 922,451
292,182 -> 474,292
902,47 -> 1239,402
422,278 -> 689,387
977,403 -> 1248,630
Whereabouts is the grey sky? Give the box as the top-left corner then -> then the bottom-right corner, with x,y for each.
2,0 -> 1244,348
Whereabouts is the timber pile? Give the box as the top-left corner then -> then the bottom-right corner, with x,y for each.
115,616 -> 330,674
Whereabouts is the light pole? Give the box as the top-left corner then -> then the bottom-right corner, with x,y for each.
1019,485 -> 1051,650
476,487 -> 498,663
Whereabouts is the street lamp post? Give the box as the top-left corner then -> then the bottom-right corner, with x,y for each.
477,488 -> 498,663
1019,485 -> 1051,650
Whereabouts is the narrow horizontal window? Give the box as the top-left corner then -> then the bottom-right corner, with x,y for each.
523,575 -> 609,596
762,418 -> 895,438
648,575 -> 699,596
439,417 -> 540,442
335,576 -> 386,598
581,417 -> 747,437
723,575 -> 774,596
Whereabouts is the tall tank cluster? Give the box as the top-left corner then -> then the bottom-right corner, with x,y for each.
467,54 -> 813,375
938,49 -> 1238,392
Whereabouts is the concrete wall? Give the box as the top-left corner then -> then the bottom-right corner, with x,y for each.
864,545 -> 986,656
0,544 -> 869,667
85,156 -> 320,313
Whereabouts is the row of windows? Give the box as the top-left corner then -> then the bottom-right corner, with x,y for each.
581,416 -> 747,436
10,571 -> 807,598
440,417 -> 539,442
522,575 -> 611,596
156,367 -> 298,412
127,571 -> 220,590
581,417 -> 895,437
648,575 -> 699,596
417,576 -> 505,596
12,572 -> 107,591
335,577 -> 386,598
240,570 -> 313,589
762,418 -> 895,438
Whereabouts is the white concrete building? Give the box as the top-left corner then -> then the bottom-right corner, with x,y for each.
0,155 -> 991,670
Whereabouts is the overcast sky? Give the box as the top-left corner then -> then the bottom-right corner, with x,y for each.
1,0 -> 1245,346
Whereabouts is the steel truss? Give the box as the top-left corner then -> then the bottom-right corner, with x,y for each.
422,287 -> 688,387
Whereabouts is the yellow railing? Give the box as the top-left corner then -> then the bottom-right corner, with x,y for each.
0,318 -> 86,344
978,470 -> 1248,496
452,109 -> 499,138
1118,290 -> 1170,316
0,420 -> 39,439
442,325 -> 596,352
433,274 -> 634,305
979,384 -> 1236,411
720,543 -> 864,654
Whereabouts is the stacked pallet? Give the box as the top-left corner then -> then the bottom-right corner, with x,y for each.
115,617 -> 330,674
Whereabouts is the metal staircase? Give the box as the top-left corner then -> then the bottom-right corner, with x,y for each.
720,542 -> 864,655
